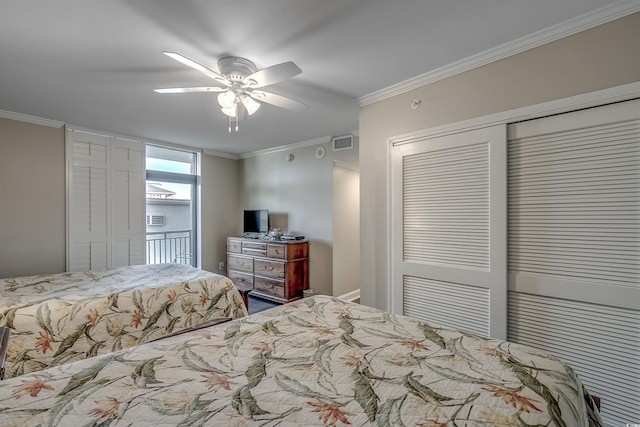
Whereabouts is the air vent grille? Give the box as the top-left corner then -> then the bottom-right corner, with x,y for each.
332,135 -> 353,151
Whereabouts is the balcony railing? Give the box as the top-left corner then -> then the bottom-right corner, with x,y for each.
146,229 -> 192,265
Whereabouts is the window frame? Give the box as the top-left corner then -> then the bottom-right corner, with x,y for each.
145,145 -> 200,267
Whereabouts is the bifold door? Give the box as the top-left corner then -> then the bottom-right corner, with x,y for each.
67,130 -> 145,271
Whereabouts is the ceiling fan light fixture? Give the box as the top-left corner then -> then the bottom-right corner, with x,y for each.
221,104 -> 237,118
156,52 -> 307,132
242,95 -> 261,115
217,91 -> 236,109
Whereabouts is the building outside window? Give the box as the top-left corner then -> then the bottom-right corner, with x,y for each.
145,145 -> 199,266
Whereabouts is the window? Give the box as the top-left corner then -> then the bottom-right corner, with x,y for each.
145,145 -> 199,266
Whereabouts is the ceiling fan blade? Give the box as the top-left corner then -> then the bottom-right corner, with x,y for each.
163,52 -> 230,86
250,90 -> 308,111
244,62 -> 301,88
155,86 -> 228,94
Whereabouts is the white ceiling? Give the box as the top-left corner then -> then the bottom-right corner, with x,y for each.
0,1 -> 633,155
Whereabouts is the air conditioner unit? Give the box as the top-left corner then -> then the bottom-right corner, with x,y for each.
146,214 -> 165,226
332,134 -> 353,151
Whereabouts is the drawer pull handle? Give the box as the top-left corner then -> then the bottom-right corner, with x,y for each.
264,266 -> 274,271
264,283 -> 274,289
238,277 -> 245,282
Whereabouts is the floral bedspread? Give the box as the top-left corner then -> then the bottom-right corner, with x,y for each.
0,264 -> 248,378
0,295 -> 600,426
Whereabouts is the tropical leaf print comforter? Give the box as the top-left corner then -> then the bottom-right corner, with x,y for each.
0,264 -> 248,378
0,295 -> 601,426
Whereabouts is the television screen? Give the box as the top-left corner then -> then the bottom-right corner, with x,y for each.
243,209 -> 269,234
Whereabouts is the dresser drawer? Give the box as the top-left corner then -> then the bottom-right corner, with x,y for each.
254,259 -> 285,278
242,241 -> 267,257
242,247 -> 267,257
267,244 -> 286,259
227,255 -> 253,273
254,276 -> 285,298
243,241 -> 266,250
227,239 -> 242,253
227,270 -> 254,288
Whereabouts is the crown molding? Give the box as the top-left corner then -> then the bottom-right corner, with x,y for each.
239,136 -> 331,159
357,0 -> 640,106
202,149 -> 238,160
0,109 -> 65,128
239,128 -> 359,159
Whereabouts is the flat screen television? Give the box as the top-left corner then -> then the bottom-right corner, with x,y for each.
243,209 -> 269,234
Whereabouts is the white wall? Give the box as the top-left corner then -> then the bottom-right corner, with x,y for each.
146,199 -> 191,232
333,161 -> 360,299
359,13 -> 640,310
239,140 -> 359,297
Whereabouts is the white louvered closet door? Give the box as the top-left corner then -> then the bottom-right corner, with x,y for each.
67,131 -> 110,271
507,99 -> 640,427
67,130 -> 145,272
111,139 -> 145,268
391,125 -> 507,339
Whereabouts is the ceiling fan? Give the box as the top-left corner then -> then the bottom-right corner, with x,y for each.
155,52 -> 307,132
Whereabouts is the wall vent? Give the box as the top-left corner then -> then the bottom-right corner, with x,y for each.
332,134 -> 353,151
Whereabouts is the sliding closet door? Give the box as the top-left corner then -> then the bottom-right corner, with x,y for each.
507,99 -> 640,426
391,125 -> 507,339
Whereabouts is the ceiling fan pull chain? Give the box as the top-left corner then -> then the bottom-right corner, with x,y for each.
228,115 -> 239,132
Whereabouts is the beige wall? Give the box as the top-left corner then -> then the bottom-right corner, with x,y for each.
0,117 -> 239,278
239,140 -> 359,297
0,118 -> 66,277
359,13 -> 640,309
0,114 -> 358,297
200,153 -> 239,273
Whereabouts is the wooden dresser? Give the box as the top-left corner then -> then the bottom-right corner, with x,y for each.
226,237 -> 309,304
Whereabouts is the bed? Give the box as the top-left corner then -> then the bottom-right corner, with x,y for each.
0,263 -> 248,378
0,295 -> 601,426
